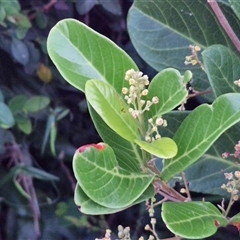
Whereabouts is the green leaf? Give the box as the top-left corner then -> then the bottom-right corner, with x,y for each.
99,0 -> 122,15
23,96 -> 50,113
1,0 -> 20,14
74,183 -> 154,215
0,102 -> 15,129
161,93 -> 240,181
35,10 -> 47,29
50,122 -> 57,156
8,94 -> 28,114
16,116 -> 32,134
18,165 -> 59,181
184,123 -> 240,197
73,143 -> 154,209
47,18 -> 137,94
88,105 -> 142,172
14,12 -> 31,28
11,38 -> 29,65
229,0 -> 240,20
127,0 -> 240,98
202,45 -> 240,98
0,7 -> 6,22
74,184 -> 125,215
85,80 -> 139,142
135,138 -> 177,159
41,114 -> 55,155
162,202 -> 228,239
230,212 -> 240,225
76,0 -> 96,15
146,68 -> 188,119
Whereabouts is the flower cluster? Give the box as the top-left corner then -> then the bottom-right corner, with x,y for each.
122,69 -> 158,119
221,171 -> 240,201
145,117 -> 167,142
222,140 -> 240,159
117,225 -> 130,240
184,45 -> 204,70
122,69 -> 167,142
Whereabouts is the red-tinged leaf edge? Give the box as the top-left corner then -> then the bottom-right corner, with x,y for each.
77,142 -> 106,153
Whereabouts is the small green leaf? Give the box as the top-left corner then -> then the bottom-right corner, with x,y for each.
76,0 -> 96,15
73,143 -> 154,209
135,138 -> 177,159
11,38 -> 29,65
23,96 -> 50,113
99,0 -> 122,15
0,7 -> 6,22
146,68 -> 188,119
8,94 -> 28,114
230,212 -> 240,226
202,45 -> 240,98
161,93 -> 240,181
19,165 -> 59,181
15,12 -> 31,28
50,122 -> 57,156
16,116 -> 32,134
229,0 -> 240,20
47,18 -> 137,93
41,114 -> 55,155
35,10 -> 47,29
183,70 -> 193,84
0,102 -> 15,129
162,202 -> 228,239
85,80 -> 139,142
13,176 -> 31,200
1,0 -> 20,14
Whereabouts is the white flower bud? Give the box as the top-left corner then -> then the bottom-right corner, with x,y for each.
152,96 -> 159,104
122,87 -> 128,94
141,89 -> 148,96
156,117 -> 164,126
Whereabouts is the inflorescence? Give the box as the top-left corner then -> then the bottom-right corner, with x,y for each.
122,69 -> 167,142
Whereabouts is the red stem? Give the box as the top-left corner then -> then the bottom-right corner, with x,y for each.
208,0 -> 240,52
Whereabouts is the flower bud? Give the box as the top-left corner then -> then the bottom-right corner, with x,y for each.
152,96 -> 159,104
122,87 -> 128,94
141,89 -> 148,96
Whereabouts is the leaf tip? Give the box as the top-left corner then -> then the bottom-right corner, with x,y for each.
77,142 -> 106,153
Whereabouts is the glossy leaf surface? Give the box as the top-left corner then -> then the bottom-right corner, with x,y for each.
146,68 -> 188,119
88,105 -> 142,173
73,143 -> 154,209
0,102 -> 15,129
47,18 -> 137,93
85,80 -> 139,142
161,93 -> 240,181
135,138 -> 177,159
162,202 -> 227,239
127,0 -> 240,97
74,183 -> 154,215
202,45 -> 240,98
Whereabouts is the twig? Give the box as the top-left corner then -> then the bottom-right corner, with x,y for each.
4,143 -> 41,239
187,88 -> 213,99
43,0 -> 58,12
181,172 -> 192,201
59,151 -> 76,192
208,0 -> 240,52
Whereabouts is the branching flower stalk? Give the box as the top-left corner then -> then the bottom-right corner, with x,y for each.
220,171 -> 240,217
122,69 -> 168,162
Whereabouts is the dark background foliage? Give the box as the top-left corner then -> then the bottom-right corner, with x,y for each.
0,1 -> 238,240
